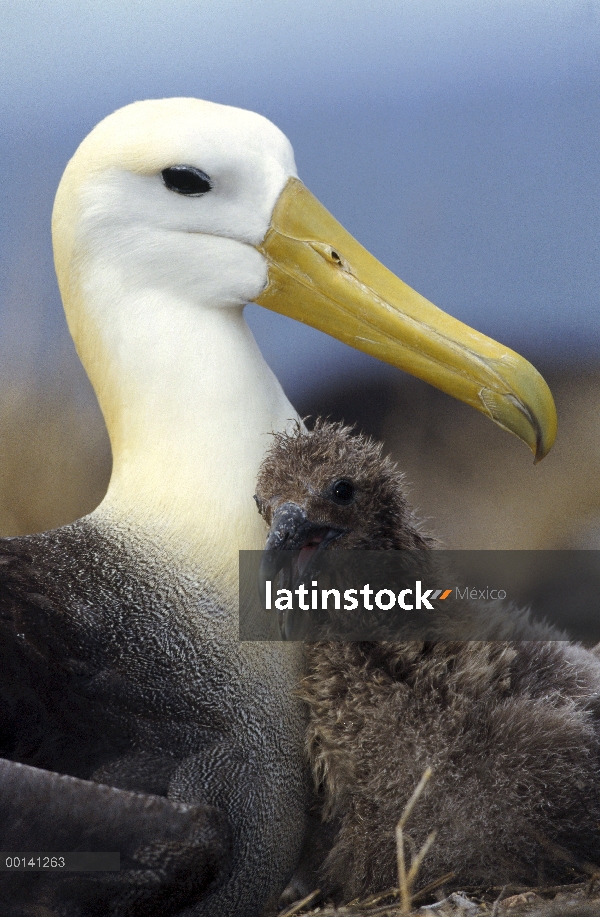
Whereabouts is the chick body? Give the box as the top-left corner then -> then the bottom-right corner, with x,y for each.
255,421 -> 600,898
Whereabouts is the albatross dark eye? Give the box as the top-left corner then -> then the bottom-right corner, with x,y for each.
330,479 -> 355,505
162,165 -> 212,196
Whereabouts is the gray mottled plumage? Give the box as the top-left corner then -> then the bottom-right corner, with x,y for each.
0,758 -> 229,917
0,519 -> 306,916
255,420 -> 600,900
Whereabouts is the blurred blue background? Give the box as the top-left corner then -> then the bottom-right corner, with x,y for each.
1,0 -> 599,398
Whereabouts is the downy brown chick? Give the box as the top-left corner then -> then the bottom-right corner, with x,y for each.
255,420 -> 600,900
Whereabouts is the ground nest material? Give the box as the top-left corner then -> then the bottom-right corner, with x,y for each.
282,881 -> 600,917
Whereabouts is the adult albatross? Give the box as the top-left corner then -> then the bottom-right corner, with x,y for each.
0,98 -> 556,917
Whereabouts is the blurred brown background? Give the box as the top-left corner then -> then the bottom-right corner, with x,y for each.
1,361 -> 598,551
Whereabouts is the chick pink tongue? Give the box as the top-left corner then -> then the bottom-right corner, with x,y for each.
298,537 -> 323,575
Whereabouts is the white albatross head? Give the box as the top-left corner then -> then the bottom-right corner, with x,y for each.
51,98 -> 557,593
53,98 -> 296,315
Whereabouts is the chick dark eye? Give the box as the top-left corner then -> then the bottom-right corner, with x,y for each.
330,479 -> 355,505
162,165 -> 212,196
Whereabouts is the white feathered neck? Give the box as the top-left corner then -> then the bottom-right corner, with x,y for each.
52,98 -> 299,596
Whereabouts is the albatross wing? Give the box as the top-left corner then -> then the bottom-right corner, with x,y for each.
0,530 -> 233,916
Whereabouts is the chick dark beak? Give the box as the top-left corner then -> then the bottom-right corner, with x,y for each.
259,503 -> 347,637
264,502 -> 315,552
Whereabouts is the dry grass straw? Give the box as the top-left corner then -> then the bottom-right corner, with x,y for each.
524,829 -> 600,883
395,767 -> 437,913
279,889 -> 323,917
